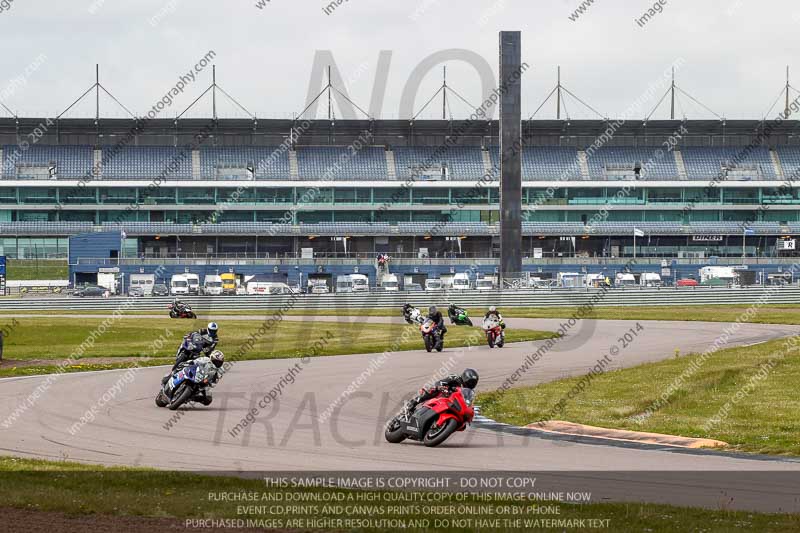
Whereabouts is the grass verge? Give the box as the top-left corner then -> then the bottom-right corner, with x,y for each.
479,336 -> 800,456
0,456 -> 798,532
7,304 -> 800,325
0,317 -> 556,372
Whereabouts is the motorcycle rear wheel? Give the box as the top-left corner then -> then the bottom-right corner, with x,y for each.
384,417 -> 407,443
168,383 -> 193,410
423,418 -> 458,447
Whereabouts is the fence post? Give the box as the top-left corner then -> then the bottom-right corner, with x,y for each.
0,331 -> 4,361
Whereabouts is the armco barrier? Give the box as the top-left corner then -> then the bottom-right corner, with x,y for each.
0,286 -> 798,311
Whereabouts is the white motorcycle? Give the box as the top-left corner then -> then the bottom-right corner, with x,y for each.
404,306 -> 425,325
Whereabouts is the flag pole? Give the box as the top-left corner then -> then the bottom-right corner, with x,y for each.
633,229 -> 637,259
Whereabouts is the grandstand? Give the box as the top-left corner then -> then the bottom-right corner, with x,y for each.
1,117 -> 800,268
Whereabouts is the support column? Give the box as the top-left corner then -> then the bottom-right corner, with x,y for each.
499,31 -> 523,280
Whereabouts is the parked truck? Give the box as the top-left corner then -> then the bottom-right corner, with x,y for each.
129,273 -> 155,296
380,273 -> 399,291
425,278 -> 444,292
615,272 -> 636,287
335,275 -> 354,293
350,274 -> 369,292
640,272 -> 663,287
97,272 -> 118,295
220,272 -> 237,295
202,274 -> 224,296
452,272 -> 471,290
699,266 -> 737,286
475,275 -> 496,291
185,273 -> 200,295
170,274 -> 190,295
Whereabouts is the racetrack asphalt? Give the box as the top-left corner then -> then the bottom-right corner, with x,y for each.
1,316 -> 799,512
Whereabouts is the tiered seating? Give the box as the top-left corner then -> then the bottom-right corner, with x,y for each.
775,147 -> 800,179
394,146 -> 485,180
3,145 -> 94,178
490,146 -> 582,180
100,146 -> 192,179
587,147 -> 678,179
200,146 -> 290,180
681,147 -> 776,180
297,147 -> 387,180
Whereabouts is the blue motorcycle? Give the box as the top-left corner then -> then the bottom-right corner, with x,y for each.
155,361 -> 213,410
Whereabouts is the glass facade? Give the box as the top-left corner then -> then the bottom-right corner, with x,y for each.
0,185 -> 797,224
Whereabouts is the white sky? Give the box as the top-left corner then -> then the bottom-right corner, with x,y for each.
1,0 -> 797,120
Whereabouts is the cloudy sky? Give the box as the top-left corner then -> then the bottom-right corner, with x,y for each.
1,0 -> 797,120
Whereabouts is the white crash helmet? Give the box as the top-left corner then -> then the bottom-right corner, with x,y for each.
209,350 -> 224,368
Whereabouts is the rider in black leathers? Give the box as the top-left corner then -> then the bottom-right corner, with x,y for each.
163,323 -> 219,383
427,306 -> 447,336
403,368 -> 479,416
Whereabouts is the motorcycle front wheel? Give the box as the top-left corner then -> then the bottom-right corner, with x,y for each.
168,383 -> 193,410
424,335 -> 433,352
423,418 -> 458,447
384,417 -> 407,443
487,333 -> 495,348
154,390 -> 168,407
466,318 -> 473,326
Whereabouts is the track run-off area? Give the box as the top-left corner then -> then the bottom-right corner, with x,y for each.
1,315 -> 799,512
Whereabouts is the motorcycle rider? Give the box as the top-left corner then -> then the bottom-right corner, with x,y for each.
427,305 -> 447,336
402,303 -> 415,324
403,368 -> 479,416
448,303 -> 467,324
165,350 -> 226,405
163,322 -> 220,382
484,306 -> 506,330
172,297 -> 190,315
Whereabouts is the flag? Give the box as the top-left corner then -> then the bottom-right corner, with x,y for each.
633,228 -> 645,237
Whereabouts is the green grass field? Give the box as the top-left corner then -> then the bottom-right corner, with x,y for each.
9,303 -> 800,325
0,456 -> 797,532
0,316 -> 555,362
479,336 -> 800,455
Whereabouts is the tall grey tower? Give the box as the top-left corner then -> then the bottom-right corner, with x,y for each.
499,31 -> 523,281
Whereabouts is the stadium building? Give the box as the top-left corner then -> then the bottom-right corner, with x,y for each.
1,116 -> 800,287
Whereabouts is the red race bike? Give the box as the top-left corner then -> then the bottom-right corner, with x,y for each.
168,303 -> 197,319
420,318 -> 444,352
482,317 -> 505,348
384,386 -> 475,447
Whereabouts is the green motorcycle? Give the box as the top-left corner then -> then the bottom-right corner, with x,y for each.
448,306 -> 473,326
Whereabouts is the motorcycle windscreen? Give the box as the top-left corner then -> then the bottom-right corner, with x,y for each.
461,388 -> 475,407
